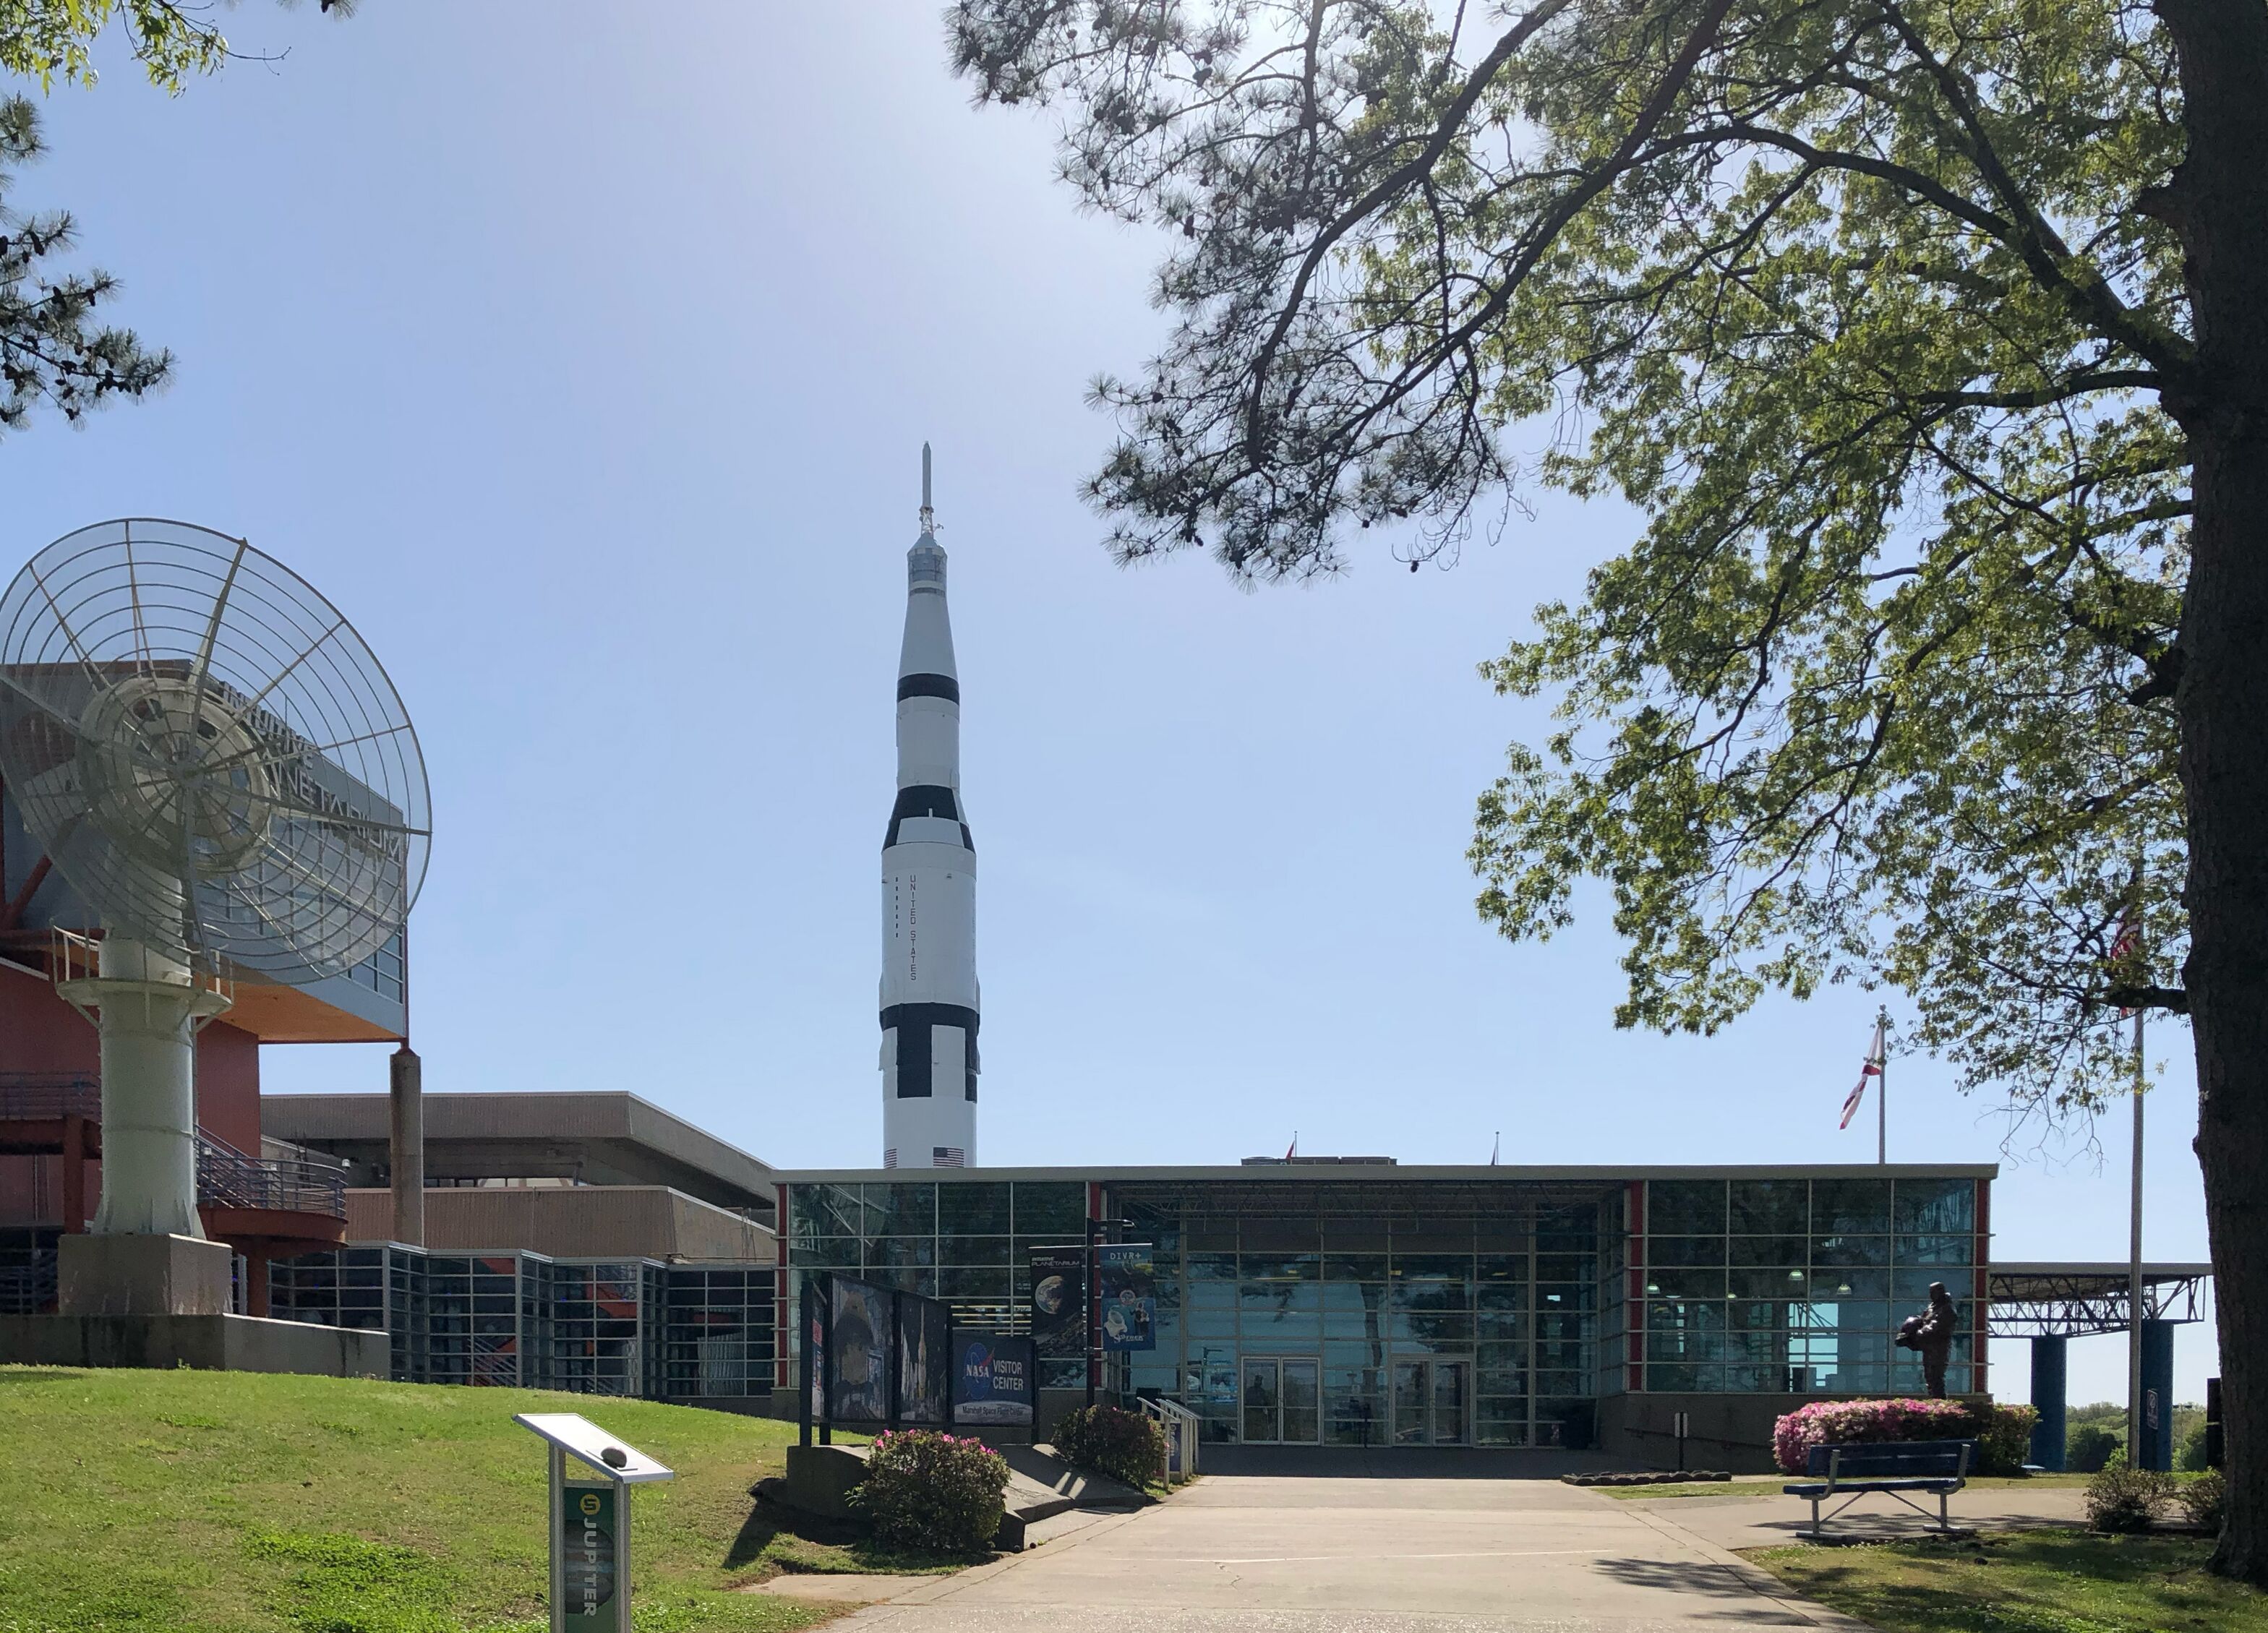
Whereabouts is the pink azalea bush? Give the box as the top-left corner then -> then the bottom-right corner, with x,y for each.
1773,1398 -> 2039,1475
850,1429 -> 1010,1553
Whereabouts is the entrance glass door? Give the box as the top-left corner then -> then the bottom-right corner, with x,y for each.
1392,1359 -> 1471,1445
1241,1358 -> 1321,1443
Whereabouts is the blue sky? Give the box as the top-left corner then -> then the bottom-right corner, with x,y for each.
10,4 -> 2211,1405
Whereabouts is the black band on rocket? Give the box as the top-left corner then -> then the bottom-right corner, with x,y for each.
897,673 -> 960,703
881,1002 -> 980,1101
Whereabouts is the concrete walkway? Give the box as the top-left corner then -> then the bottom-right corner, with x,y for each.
825,1473 -> 1872,1632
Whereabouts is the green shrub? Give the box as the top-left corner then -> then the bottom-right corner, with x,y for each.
849,1430 -> 1009,1555
1969,1403 -> 2039,1475
2177,1420 -> 2212,1473
2084,1466 -> 2170,1533
2067,1423 -> 2121,1474
2174,1470 -> 2227,1533
1051,1404 -> 1166,1488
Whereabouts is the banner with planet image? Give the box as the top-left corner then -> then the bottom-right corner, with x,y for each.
1028,1247 -> 1086,1358
826,1275 -> 894,1423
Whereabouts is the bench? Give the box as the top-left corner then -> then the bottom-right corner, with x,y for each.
1781,1439 -> 1974,1537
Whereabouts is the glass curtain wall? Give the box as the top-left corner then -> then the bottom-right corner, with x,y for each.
1114,1188 -> 1606,1447
1638,1177 -> 1985,1394
272,1247 -> 775,1400
784,1179 -> 1092,1387
661,1266 -> 777,1399
269,1244 -> 428,1381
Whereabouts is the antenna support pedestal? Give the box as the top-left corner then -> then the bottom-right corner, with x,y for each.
52,930 -> 234,1241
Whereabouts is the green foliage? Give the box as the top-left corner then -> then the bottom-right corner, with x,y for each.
0,0 -> 356,93
949,0 -> 2198,1115
0,0 -> 228,92
848,1431 -> 1009,1557
2086,1465 -> 2171,1533
2180,1418 -> 2213,1473
1969,1402 -> 2039,1476
2067,1421 -> 2121,1475
2179,1470 -> 2229,1533
1050,1404 -> 1167,1488
0,93 -> 170,433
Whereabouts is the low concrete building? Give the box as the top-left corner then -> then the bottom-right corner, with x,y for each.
262,1090 -> 776,1225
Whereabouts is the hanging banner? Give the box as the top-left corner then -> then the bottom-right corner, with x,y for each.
827,1275 -> 893,1424
895,1290 -> 952,1426
1097,1243 -> 1157,1352
1028,1248 -> 1086,1359
951,1330 -> 1036,1425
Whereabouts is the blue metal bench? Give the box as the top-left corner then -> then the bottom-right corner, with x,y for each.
1782,1439 -> 1974,1537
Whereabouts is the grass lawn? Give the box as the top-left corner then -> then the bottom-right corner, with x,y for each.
0,1364 -> 966,1633
1600,1473 -> 2094,1501
1746,1530 -> 2264,1632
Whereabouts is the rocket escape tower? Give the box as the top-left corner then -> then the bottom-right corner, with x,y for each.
879,446 -> 979,1169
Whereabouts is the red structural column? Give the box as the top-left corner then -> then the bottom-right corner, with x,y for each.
60,1113 -> 86,1233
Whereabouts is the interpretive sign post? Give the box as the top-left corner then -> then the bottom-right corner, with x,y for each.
515,1413 -> 676,1633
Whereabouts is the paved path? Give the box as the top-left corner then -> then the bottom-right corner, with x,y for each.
824,1475 -> 1869,1632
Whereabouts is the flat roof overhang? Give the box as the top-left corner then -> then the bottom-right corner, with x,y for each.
264,1091 -> 776,1219
770,1163 -> 1997,1220
767,1163 -> 1998,1185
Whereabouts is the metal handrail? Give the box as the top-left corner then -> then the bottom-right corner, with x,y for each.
1137,1394 -> 1202,1481
1,1073 -> 346,1220
0,1256 -> 57,1316
194,1128 -> 348,1220
0,1073 -> 100,1121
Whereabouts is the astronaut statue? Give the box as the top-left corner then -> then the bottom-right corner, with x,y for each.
1895,1280 -> 1962,1398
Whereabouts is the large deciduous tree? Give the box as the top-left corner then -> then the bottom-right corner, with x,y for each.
947,0 -> 2268,1577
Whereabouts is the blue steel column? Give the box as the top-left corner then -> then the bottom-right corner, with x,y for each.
2140,1319 -> 2175,1470
2028,1336 -> 2068,1470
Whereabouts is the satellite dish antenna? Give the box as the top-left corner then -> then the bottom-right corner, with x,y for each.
0,518 -> 429,1238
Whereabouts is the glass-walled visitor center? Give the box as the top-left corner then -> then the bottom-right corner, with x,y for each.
771,1163 -> 1995,1462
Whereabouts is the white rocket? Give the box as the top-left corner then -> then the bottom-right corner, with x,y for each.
881,445 -> 980,1168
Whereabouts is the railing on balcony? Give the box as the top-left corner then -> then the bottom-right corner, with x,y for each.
0,1254 -> 57,1316
194,1129 -> 347,1220
4,1073 -> 346,1221
0,1072 -> 100,1122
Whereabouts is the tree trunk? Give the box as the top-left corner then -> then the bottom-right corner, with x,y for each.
2158,0 -> 2268,1583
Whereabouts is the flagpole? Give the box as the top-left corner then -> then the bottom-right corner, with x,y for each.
1875,1005 -> 1888,1165
2128,1001 -> 2146,1467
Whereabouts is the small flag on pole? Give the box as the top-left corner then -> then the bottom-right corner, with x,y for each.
2112,909 -> 2141,1019
1841,1020 -> 1885,1129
